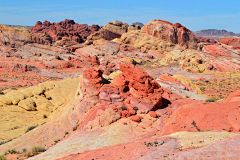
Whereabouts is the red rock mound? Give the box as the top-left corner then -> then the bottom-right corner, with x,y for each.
161,90 -> 240,136
142,19 -> 198,49
30,19 -> 101,43
218,37 -> 240,49
204,44 -> 233,57
109,63 -> 164,112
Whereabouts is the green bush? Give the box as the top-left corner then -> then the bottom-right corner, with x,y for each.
23,146 -> 46,158
54,139 -> 60,143
219,96 -> 224,99
133,106 -> 138,112
25,125 -> 38,133
0,155 -> 6,160
8,149 -> 17,154
73,127 -> 77,131
32,146 -> 46,155
205,97 -> 217,102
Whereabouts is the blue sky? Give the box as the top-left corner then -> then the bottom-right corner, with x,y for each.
1,0 -> 240,32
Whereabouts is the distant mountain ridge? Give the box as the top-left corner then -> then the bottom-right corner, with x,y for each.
132,22 -> 144,27
2,24 -> 33,30
194,29 -> 240,40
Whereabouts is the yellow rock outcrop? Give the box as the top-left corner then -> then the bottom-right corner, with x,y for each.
0,77 -> 80,141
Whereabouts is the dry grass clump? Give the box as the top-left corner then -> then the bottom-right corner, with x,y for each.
23,146 -> 46,158
0,155 -> 6,160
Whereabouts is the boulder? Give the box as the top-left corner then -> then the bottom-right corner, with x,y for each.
32,95 -> 53,112
130,115 -> 142,122
142,19 -> 198,49
18,98 -> 36,111
87,20 -> 128,42
111,63 -> 164,111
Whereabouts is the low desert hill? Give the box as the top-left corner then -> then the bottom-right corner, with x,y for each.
194,29 -> 240,40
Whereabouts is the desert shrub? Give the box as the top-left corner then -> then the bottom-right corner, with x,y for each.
32,146 -> 46,155
7,149 -> 17,154
24,150 -> 32,158
23,146 -> 46,157
43,114 -> 47,118
0,155 -> 6,160
205,97 -> 217,102
54,139 -> 60,143
200,87 -> 205,91
25,125 -> 38,133
133,106 -> 138,111
73,127 -> 77,131
0,139 -> 12,145
121,105 -> 127,110
41,122 -> 46,125
185,95 -> 189,98
206,129 -> 211,131
219,96 -> 224,99
47,97 -> 52,100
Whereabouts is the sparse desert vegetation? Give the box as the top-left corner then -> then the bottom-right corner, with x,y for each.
1,3 -> 240,159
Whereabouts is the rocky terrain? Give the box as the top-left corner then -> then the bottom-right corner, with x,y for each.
30,19 -> 101,43
0,18 -> 240,160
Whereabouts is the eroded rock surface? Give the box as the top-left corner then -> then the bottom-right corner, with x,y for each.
142,19 -> 198,49
30,19 -> 101,43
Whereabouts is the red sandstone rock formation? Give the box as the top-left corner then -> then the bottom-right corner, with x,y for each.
218,37 -> 240,49
30,19 -> 101,43
112,63 -> 164,105
204,44 -> 233,57
196,37 -> 216,44
76,67 -> 103,111
142,19 -> 198,49
110,63 -> 164,112
161,90 -> 240,136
